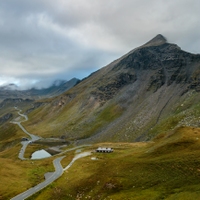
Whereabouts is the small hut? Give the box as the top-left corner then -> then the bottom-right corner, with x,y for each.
96,147 -> 113,153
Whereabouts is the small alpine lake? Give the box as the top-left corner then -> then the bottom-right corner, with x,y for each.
31,149 -> 52,159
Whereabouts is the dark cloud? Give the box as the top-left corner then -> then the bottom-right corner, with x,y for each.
0,0 -> 200,89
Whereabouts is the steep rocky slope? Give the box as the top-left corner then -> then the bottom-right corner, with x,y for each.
22,34 -> 200,143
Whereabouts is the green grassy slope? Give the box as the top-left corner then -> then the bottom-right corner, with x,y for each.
21,83 -> 200,144
22,87 -> 125,140
1,124 -> 200,199
25,126 -> 200,200
0,143 -> 57,200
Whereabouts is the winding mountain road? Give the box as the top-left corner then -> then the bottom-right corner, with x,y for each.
12,121 -> 41,141
10,108 -> 41,159
11,108 -> 41,141
10,108 -> 91,200
10,156 -> 65,200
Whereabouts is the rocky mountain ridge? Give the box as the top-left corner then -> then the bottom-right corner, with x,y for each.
1,34 -> 200,144
17,34 -> 200,144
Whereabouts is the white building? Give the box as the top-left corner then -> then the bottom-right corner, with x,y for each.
96,147 -> 113,153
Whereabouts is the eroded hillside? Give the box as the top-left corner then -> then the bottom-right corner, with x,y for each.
21,34 -> 200,143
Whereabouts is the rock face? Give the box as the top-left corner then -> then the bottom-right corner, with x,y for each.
0,113 -> 13,125
88,34 -> 200,103
11,34 -> 200,143
91,72 -> 137,103
116,40 -> 200,90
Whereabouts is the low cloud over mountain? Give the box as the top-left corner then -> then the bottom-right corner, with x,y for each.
0,0 -> 200,89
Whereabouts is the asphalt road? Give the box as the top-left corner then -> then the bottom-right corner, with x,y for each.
18,141 -> 29,160
17,111 -> 28,122
10,156 -> 65,200
11,108 -> 41,159
11,121 -> 40,160
12,121 -> 40,141
18,122 -> 40,141
10,107 -> 91,199
11,108 -> 41,141
10,108 -> 66,200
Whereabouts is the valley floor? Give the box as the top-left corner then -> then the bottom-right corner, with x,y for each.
1,126 -> 200,200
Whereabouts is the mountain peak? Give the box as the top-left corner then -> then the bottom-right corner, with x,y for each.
143,34 -> 167,47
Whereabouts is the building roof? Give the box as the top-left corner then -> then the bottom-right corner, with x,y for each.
96,147 -> 113,152
96,147 -> 112,150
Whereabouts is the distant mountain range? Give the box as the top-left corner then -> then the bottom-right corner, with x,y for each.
0,78 -> 80,102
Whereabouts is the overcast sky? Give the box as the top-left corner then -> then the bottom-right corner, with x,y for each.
0,0 -> 200,89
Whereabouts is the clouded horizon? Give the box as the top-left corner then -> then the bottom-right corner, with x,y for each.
0,0 -> 200,89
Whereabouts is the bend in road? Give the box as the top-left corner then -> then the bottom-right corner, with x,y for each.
11,108 -> 41,141
10,107 -> 92,200
10,156 -> 65,200
12,121 -> 40,141
11,152 -> 91,200
11,108 -> 41,159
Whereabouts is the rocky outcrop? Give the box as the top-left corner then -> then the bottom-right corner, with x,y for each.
147,68 -> 166,92
113,38 -> 200,92
91,72 -> 137,103
0,113 -> 13,124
